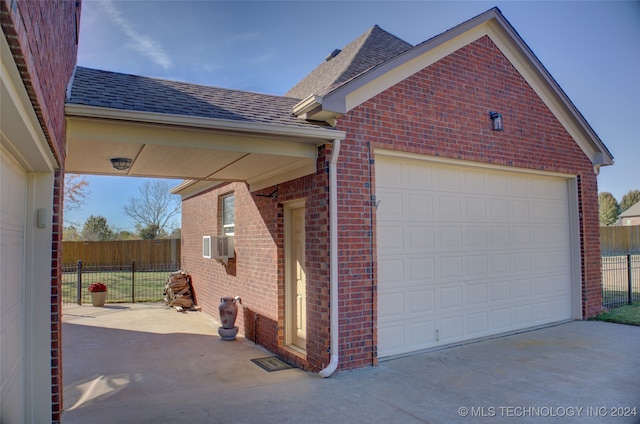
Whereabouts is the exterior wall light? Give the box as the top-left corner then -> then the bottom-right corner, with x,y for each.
490,112 -> 503,131
110,158 -> 132,170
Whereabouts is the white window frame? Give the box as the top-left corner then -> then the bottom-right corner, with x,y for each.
221,193 -> 235,236
202,236 -> 211,258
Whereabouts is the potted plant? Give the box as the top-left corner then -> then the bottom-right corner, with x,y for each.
88,282 -> 108,307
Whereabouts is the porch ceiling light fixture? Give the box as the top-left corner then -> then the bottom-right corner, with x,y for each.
490,112 -> 503,131
110,158 -> 132,171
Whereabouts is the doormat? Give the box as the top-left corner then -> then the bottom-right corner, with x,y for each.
250,356 -> 294,372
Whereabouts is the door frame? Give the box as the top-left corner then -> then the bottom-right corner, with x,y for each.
283,199 -> 306,351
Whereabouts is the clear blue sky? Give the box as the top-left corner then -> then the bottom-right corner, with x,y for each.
66,0 -> 640,232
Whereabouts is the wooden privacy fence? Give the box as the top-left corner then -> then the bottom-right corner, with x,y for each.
600,226 -> 640,256
62,239 -> 181,269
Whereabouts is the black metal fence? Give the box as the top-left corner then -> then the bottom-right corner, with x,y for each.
62,260 -> 179,305
602,254 -> 640,309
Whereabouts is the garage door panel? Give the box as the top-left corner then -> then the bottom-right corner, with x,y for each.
490,254 -> 510,274
462,169 -> 486,192
467,282 -> 489,305
437,196 -> 461,219
378,290 -> 405,319
1,152 -> 26,422
378,257 -> 404,285
512,227 -> 531,245
378,324 -> 406,355
513,305 -> 533,325
466,255 -> 488,276
377,225 -> 404,253
377,190 -> 403,219
439,227 -> 462,249
439,285 -> 463,309
406,162 -> 434,187
408,257 -> 434,281
466,227 -> 488,247
377,154 -> 574,358
435,166 -> 461,190
467,311 -> 489,335
439,315 -> 464,341
407,193 -> 434,218
409,320 -> 437,348
463,197 -> 487,222
409,289 -> 435,314
438,256 -> 463,279
408,226 -> 435,250
489,227 -> 510,247
489,198 -> 510,219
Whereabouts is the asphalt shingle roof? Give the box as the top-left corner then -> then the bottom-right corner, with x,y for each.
284,25 -> 413,99
67,26 -> 413,127
67,67 -> 332,130
620,201 -> 640,218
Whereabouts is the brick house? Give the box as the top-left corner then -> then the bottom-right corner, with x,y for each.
65,7 -> 613,377
1,1 -> 79,422
618,202 -> 640,226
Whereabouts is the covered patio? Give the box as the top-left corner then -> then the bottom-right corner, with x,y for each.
65,67 -> 344,192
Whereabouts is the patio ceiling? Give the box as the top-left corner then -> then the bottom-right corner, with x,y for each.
65,105 -> 344,192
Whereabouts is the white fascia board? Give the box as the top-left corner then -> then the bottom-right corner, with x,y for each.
1,32 -> 57,172
65,104 -> 345,143
170,179 -> 224,198
292,94 -> 324,116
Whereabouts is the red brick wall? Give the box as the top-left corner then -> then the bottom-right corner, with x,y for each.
181,148 -> 331,372
181,35 -> 602,373
2,1 -> 79,422
51,169 -> 64,422
334,35 -> 602,365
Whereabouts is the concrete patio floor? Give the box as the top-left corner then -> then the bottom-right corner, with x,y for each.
62,303 -> 640,423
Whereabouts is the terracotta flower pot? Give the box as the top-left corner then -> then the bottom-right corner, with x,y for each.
90,291 -> 107,307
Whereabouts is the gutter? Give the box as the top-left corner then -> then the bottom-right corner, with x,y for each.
65,103 -> 344,143
319,139 -> 341,378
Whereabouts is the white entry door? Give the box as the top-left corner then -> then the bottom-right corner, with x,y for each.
376,153 -> 576,358
286,202 -> 306,350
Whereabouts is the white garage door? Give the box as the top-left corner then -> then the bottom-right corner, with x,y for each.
1,150 -> 27,423
376,154 -> 575,358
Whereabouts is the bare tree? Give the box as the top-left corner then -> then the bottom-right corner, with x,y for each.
122,180 -> 181,239
64,174 -> 90,211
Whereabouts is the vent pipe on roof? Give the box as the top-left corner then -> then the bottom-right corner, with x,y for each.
325,49 -> 341,62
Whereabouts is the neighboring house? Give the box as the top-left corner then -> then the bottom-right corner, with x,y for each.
64,7 -> 613,378
618,202 -> 640,226
1,1 -> 79,422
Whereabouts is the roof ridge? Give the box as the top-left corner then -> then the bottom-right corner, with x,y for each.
332,25 -> 412,89
284,25 -> 412,99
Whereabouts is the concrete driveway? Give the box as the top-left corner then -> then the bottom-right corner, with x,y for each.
62,303 -> 640,423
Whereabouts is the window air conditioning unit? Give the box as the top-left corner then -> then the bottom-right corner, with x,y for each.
212,235 -> 234,264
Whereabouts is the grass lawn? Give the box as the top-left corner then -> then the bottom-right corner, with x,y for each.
595,303 -> 640,326
62,270 -> 170,304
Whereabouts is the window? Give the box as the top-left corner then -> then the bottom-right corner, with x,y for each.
222,193 -> 235,236
202,236 -> 211,258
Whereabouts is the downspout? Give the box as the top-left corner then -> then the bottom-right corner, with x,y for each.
319,139 -> 341,378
